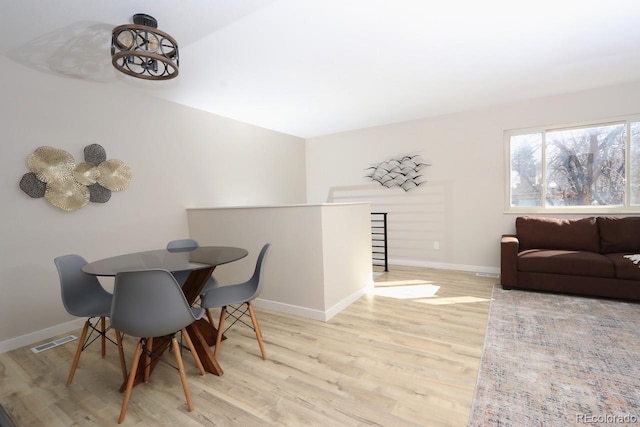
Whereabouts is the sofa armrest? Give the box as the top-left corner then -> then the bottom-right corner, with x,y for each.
500,234 -> 519,287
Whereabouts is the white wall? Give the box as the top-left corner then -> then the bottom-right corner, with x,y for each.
305,80 -> 640,272
320,203 -> 372,310
6,51 -> 640,351
0,57 -> 306,350
186,203 -> 372,321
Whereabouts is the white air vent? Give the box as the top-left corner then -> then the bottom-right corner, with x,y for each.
31,335 -> 77,354
476,272 -> 500,278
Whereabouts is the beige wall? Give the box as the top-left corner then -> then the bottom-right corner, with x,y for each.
5,50 -> 640,351
0,57 -> 306,351
306,80 -> 640,272
187,203 -> 372,321
320,203 -> 372,309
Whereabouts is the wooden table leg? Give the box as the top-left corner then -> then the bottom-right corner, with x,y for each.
180,267 -> 226,375
185,320 -> 223,376
182,268 -> 215,305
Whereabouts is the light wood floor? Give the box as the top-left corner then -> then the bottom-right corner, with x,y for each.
0,266 -> 495,426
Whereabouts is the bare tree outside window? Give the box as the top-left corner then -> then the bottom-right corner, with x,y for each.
545,124 -> 625,207
509,120 -> 638,210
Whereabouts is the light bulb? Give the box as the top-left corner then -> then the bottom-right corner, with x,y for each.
147,33 -> 159,52
117,30 -> 134,49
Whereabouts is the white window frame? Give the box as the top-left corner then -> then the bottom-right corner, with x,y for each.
504,114 -> 640,214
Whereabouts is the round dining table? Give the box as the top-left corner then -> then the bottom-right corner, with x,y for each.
82,246 -> 248,277
82,246 -> 248,385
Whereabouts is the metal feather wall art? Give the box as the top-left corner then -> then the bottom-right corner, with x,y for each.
365,154 -> 430,191
19,144 -> 132,211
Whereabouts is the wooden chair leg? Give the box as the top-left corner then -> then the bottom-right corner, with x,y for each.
205,308 -> 216,329
101,317 -> 106,357
67,320 -> 90,386
118,340 -> 143,424
115,330 -> 128,383
144,337 -> 153,383
181,328 -> 205,376
247,302 -> 263,338
172,337 -> 194,412
247,302 -> 267,360
213,307 -> 227,360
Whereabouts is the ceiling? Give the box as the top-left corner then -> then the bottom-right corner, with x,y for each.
3,0 -> 640,138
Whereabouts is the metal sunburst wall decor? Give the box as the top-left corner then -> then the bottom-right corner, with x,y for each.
19,144 -> 132,211
365,154 -> 430,191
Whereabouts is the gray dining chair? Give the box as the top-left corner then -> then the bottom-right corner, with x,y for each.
111,269 -> 206,424
54,254 -> 127,386
167,238 -> 219,294
201,243 -> 271,361
166,238 -> 199,252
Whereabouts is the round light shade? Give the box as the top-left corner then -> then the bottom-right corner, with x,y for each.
111,14 -> 179,80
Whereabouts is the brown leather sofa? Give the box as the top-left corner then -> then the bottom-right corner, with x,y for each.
500,216 -> 640,301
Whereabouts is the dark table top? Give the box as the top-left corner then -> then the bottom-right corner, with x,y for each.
81,246 -> 248,276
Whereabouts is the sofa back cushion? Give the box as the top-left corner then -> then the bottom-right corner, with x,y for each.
597,216 -> 640,254
516,216 -> 599,252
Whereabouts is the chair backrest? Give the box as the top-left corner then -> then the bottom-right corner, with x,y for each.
247,243 -> 271,300
166,239 -> 203,287
166,239 -> 199,252
54,254 -> 111,317
111,269 -> 203,338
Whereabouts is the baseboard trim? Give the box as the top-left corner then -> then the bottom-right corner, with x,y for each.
254,287 -> 368,322
0,318 -> 85,354
253,299 -> 327,321
324,288 -> 368,321
1,290 -> 369,354
388,258 -> 500,275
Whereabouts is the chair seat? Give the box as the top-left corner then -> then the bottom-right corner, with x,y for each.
69,293 -> 112,318
201,281 -> 255,308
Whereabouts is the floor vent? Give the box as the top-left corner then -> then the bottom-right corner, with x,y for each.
476,272 -> 500,278
30,335 -> 77,354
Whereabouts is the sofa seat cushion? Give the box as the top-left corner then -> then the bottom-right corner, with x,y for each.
605,253 -> 640,280
516,216 -> 600,252
518,249 -> 615,278
597,216 -> 640,254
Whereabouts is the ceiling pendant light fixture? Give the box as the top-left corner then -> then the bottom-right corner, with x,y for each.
111,13 -> 179,80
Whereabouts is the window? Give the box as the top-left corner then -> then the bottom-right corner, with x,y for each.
506,117 -> 640,213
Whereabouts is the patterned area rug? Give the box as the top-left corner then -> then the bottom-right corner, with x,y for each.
469,285 -> 640,426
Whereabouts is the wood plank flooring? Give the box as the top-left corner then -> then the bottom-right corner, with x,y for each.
0,266 -> 495,426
